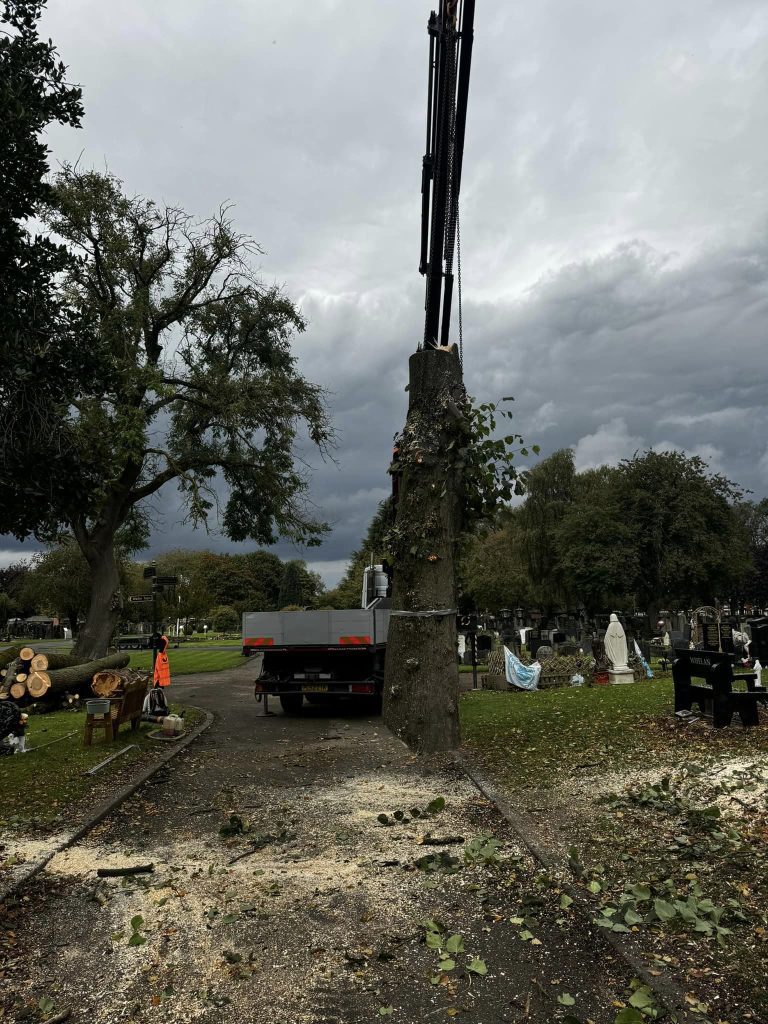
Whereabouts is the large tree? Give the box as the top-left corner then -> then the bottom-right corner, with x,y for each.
517,449 -> 577,612
21,535 -> 141,636
0,166 -> 332,658
0,1 -> 86,512
459,516 -> 532,613
614,450 -> 748,618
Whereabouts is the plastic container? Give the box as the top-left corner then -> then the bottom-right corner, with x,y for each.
161,714 -> 183,736
86,698 -> 111,716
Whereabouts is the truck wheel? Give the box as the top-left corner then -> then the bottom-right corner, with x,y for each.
279,693 -> 304,715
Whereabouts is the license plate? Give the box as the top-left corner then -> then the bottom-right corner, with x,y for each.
302,684 -> 329,692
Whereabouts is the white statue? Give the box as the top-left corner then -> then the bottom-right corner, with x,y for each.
604,613 -> 629,671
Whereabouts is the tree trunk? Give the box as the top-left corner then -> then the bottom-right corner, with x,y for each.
47,653 -> 129,695
73,541 -> 123,661
382,348 -> 465,754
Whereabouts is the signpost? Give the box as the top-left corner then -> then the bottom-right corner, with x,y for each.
129,566 -> 181,667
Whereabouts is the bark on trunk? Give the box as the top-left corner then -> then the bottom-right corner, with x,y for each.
73,542 -> 122,661
382,348 -> 465,754
47,653 -> 130,695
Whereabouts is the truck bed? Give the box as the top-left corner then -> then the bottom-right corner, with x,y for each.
242,608 -> 390,653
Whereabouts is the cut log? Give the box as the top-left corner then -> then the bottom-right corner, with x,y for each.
10,682 -> 26,699
0,648 -> 23,671
15,672 -> 28,683
31,653 -> 49,671
0,659 -> 21,697
45,653 -> 130,697
92,671 -> 123,697
27,671 -> 51,698
44,652 -> 87,671
19,647 -> 35,661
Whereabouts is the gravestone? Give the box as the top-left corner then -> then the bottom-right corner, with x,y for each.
701,622 -> 734,655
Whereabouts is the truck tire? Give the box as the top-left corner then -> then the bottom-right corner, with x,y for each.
279,693 -> 304,715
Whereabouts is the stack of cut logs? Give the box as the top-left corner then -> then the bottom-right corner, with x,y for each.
0,645 -> 131,706
1,646 -> 53,699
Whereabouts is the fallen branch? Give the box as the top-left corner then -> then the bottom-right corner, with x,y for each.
227,831 -> 293,865
43,1012 -> 71,1024
419,836 -> 465,846
96,864 -> 154,877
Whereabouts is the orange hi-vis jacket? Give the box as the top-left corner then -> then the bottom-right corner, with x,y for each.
154,634 -> 171,687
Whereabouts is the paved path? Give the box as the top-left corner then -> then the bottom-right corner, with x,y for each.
1,666 -> 649,1023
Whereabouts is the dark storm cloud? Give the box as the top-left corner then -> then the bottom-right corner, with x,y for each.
7,0 -> 765,585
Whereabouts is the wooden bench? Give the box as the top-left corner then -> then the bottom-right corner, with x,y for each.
84,680 -> 147,745
672,648 -> 765,729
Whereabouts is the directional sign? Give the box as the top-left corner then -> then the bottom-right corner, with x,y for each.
130,595 -> 154,604
143,565 -> 157,579
154,576 -> 178,586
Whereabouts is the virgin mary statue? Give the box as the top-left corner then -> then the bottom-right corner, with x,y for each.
604,614 -> 629,671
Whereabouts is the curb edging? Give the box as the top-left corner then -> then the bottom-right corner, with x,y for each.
454,751 -> 697,1022
0,707 -> 214,904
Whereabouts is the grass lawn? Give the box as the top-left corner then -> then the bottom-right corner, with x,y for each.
460,676 -> 768,1019
127,647 -> 246,674
0,703 -> 202,829
460,672 -> 768,791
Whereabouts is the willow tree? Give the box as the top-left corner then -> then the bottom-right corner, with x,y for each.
0,165 -> 332,659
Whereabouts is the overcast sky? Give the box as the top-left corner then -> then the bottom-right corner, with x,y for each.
4,0 -> 768,586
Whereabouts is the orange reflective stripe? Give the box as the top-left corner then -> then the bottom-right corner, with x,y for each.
244,637 -> 274,647
339,636 -> 372,645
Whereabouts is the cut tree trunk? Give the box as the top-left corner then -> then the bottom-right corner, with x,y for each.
19,647 -> 34,661
27,671 -> 51,698
9,682 -> 25,699
31,654 -> 49,671
92,671 -> 124,697
46,653 -> 129,696
382,347 -> 465,754
44,652 -> 86,671
73,541 -> 123,661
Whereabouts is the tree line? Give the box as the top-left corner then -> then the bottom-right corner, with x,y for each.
459,448 -> 768,620
0,543 -> 326,636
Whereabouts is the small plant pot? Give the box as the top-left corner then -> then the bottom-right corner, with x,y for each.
593,672 -> 610,687
86,698 -> 111,717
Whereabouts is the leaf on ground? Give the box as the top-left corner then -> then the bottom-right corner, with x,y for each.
614,1010 -> 644,1024
628,987 -> 655,1010
557,993 -> 576,1006
467,958 -> 488,975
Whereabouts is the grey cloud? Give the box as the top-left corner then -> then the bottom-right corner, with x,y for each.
2,0 -> 762,586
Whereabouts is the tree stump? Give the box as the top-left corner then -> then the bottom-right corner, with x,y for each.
382,347 -> 466,754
